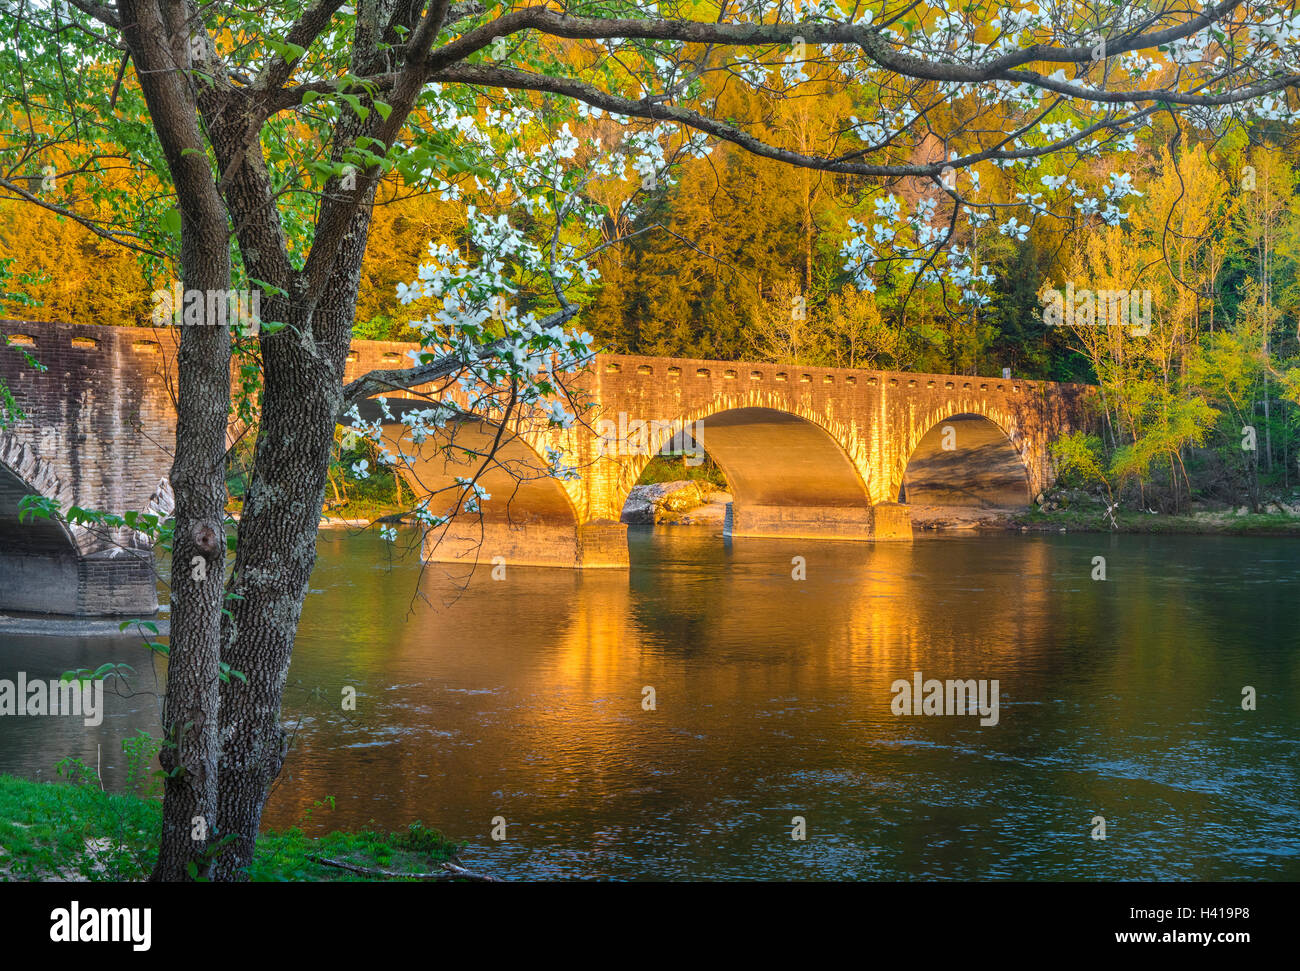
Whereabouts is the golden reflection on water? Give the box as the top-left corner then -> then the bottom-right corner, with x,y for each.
253,528 -> 1298,880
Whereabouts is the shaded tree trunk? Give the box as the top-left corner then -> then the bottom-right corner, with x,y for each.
118,0 -> 230,882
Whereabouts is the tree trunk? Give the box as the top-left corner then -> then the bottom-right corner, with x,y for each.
213,200 -> 377,880
153,239 -> 231,882
118,0 -> 231,882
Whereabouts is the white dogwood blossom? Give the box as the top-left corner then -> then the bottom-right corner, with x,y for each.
345,91 -> 718,519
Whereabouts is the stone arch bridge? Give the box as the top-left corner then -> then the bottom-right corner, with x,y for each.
1,320 -> 1091,614
368,351 -> 1092,569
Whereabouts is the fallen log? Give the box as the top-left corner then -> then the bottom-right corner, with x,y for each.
306,854 -> 498,882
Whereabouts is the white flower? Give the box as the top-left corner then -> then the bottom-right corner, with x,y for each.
999,217 -> 1030,241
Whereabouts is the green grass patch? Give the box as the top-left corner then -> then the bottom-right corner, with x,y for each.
0,775 -> 461,882
0,773 -> 157,881
636,455 -> 728,490
1014,507 -> 1300,535
228,481 -> 407,524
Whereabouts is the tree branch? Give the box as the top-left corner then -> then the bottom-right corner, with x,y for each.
265,2 -> 1261,115
428,62 -> 1157,177
337,304 -> 584,417
65,0 -> 120,30
305,854 -> 498,881
0,176 -> 166,257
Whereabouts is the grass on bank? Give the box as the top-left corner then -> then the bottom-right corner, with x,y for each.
0,774 -> 461,882
1014,506 -> 1300,535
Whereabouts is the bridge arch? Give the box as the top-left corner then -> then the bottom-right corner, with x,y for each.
0,443 -> 80,558
397,413 -> 581,527
611,403 -> 870,512
892,409 -> 1035,508
366,399 -> 629,568
347,358 -> 1090,564
602,391 -> 903,540
0,435 -> 157,615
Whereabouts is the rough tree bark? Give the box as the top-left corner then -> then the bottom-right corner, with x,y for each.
118,0 -> 230,882
213,200 -> 378,880
111,0 -> 396,880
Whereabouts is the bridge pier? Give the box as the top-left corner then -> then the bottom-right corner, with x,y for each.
422,519 -> 629,569
724,501 -> 912,541
0,548 -> 158,616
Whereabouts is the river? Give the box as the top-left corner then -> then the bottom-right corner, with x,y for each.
2,526 -> 1297,880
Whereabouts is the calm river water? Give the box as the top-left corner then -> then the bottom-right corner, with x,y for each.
3,527 -> 1298,880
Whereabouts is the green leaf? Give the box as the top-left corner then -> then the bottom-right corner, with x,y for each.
340,93 -> 368,121
249,278 -> 289,298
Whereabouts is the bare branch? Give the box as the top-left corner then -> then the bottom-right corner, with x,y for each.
0,176 -> 166,257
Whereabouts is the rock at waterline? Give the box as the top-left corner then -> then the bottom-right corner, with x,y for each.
621,481 -> 732,525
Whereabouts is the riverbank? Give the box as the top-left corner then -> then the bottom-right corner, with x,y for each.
0,775 -> 474,882
1016,506 -> 1300,535
909,503 -> 1300,535
227,511 -> 403,529
623,481 -> 1300,536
